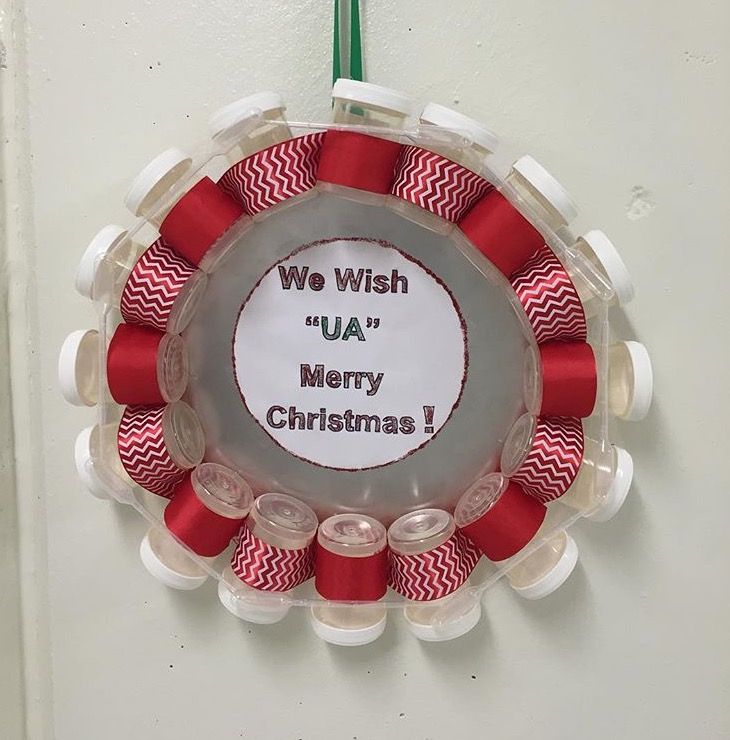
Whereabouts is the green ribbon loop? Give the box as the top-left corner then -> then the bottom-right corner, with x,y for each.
333,0 -> 364,84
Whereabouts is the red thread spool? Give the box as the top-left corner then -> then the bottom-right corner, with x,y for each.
511,245 -> 587,343
458,190 -> 544,277
524,342 -> 598,418
229,493 -> 319,592
387,509 -> 481,601
455,474 -> 547,562
160,176 -> 246,270
314,515 -> 389,601
120,238 -> 206,334
389,146 -> 494,223
106,323 -> 188,405
317,130 -> 403,194
500,413 -> 585,503
218,132 -> 324,217
164,464 -> 253,557
117,401 -> 205,498
231,522 -> 315,592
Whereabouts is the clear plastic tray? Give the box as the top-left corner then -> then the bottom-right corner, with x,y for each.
76,119 -> 619,615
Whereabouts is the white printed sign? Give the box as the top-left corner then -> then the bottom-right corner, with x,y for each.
233,238 -> 467,470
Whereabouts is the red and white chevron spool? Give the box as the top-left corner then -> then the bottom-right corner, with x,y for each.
510,416 -> 585,503
218,132 -> 325,217
388,531 -> 481,601
120,239 -> 198,332
117,404 -> 188,498
511,245 -> 587,343
230,521 -> 314,592
390,146 -> 493,223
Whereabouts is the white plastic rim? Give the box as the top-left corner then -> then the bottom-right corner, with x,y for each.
309,610 -> 387,647
404,599 -> 482,642
588,446 -> 634,523
75,224 -> 128,298
420,102 -> 499,153
510,534 -> 579,600
139,532 -> 208,590
618,341 -> 653,421
511,155 -> 578,225
74,426 -> 110,500
217,580 -> 290,624
579,229 -> 635,306
124,147 -> 192,217
58,329 -> 99,407
209,91 -> 285,140
332,78 -> 415,116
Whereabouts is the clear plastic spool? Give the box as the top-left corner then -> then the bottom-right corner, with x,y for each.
158,333 -> 189,403
209,90 -> 286,143
165,269 -> 208,335
318,513 -> 387,556
331,78 -> 415,128
58,329 -> 100,407
522,343 -> 542,415
388,508 -> 455,555
250,492 -> 319,549
506,154 -> 578,229
191,462 -> 253,518
453,472 -> 507,529
499,412 -> 537,478
125,147 -> 193,221
607,341 -> 653,421
575,229 -> 634,307
75,224 -> 128,299
419,102 -> 499,165
163,401 -> 206,469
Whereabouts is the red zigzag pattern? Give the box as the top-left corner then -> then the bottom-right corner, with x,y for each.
389,532 -> 481,601
230,522 -> 314,592
510,416 -> 585,503
219,132 -> 325,217
117,405 -> 188,498
120,239 -> 198,332
511,245 -> 587,343
390,146 -> 493,223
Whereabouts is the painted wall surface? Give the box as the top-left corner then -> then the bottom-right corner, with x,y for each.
5,0 -> 729,737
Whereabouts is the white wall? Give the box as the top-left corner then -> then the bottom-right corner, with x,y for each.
5,0 -> 729,737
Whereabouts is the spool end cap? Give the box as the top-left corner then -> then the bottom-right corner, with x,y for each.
139,532 -> 208,590
509,534 -> 579,600
588,447 -> 634,523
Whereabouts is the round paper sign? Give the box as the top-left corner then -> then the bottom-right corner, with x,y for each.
233,238 -> 467,470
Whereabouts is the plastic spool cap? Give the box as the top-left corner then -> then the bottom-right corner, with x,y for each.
309,610 -> 387,647
58,329 -> 99,406
209,91 -> 284,140
75,224 -> 128,298
74,426 -> 109,500
512,155 -> 578,225
124,147 -> 192,217
588,446 -> 634,523
420,102 -> 499,153
510,534 -> 579,600
580,230 -> 635,305
332,78 -> 415,116
217,580 -> 290,624
139,532 -> 208,591
619,341 -> 653,421
403,599 -> 482,642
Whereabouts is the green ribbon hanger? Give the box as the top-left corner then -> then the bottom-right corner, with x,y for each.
333,0 -> 364,84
